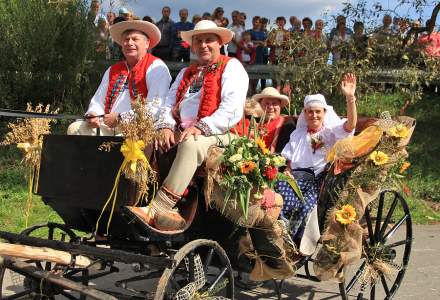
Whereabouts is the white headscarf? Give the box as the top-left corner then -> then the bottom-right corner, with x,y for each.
296,94 -> 345,129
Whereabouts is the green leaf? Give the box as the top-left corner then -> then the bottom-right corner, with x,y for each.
285,176 -> 304,202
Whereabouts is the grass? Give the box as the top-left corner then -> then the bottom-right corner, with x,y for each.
0,91 -> 439,235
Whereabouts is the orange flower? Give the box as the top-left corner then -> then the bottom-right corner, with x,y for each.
240,161 -> 256,174
335,204 -> 357,225
256,138 -> 270,155
399,161 -> 411,174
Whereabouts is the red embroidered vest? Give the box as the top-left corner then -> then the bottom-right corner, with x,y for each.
104,53 -> 158,114
172,55 -> 231,124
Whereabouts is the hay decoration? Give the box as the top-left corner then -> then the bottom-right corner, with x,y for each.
96,96 -> 157,234
1,103 -> 59,226
314,112 -> 415,281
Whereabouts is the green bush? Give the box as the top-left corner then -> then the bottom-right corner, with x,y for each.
0,0 -> 97,113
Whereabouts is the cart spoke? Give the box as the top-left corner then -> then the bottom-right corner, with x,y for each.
385,239 -> 409,248
370,283 -> 376,300
346,260 -> 367,293
203,248 -> 215,273
379,196 -> 398,239
380,274 -> 391,296
364,208 -> 375,245
374,194 -> 385,242
382,214 -> 408,242
208,267 -> 227,293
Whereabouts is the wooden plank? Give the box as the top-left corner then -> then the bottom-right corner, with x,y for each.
0,242 -> 94,268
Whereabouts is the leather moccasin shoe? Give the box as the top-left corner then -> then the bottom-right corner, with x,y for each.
154,210 -> 186,231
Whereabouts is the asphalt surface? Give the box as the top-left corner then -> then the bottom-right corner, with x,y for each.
2,225 -> 439,299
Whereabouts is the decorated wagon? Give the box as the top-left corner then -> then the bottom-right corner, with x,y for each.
0,104 -> 415,300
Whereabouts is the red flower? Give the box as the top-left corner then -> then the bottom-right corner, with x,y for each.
402,185 -> 411,196
264,166 -> 278,180
181,41 -> 191,49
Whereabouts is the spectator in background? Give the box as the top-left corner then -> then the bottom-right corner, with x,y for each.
351,21 -> 368,59
240,12 -> 247,27
289,16 -> 299,32
313,19 -> 328,45
222,17 -> 229,28
192,14 -> 202,24
302,17 -> 314,37
142,16 -> 153,23
119,7 -> 133,21
107,11 -> 116,25
212,7 -> 225,27
228,10 -> 245,58
171,8 -> 194,62
95,17 -> 110,60
376,14 -> 393,35
267,16 -> 290,65
153,6 -> 174,61
248,16 -> 268,92
261,17 -> 270,89
392,16 -> 401,34
330,15 -> 353,41
89,0 -> 106,27
238,31 -> 256,65
202,12 -> 212,20
330,16 -> 352,63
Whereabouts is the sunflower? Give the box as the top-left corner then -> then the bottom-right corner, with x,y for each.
335,204 -> 357,225
369,151 -> 389,166
240,160 -> 256,174
256,138 -> 270,155
388,124 -> 409,139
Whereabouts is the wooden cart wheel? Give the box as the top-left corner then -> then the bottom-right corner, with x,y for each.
339,190 -> 412,300
155,239 -> 234,300
0,222 -> 83,300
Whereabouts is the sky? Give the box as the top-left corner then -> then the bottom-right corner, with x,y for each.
100,0 -> 438,30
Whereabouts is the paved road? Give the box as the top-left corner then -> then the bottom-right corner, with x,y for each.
2,225 -> 439,299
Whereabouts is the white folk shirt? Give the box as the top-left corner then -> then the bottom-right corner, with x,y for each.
86,59 -> 171,121
282,123 -> 354,175
158,58 -> 249,135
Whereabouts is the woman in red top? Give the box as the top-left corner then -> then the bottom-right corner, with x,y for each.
235,87 -> 295,153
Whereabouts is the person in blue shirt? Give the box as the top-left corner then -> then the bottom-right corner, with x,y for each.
248,16 -> 267,94
171,8 -> 195,62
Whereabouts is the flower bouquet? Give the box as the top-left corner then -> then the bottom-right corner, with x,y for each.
313,113 -> 416,282
205,119 -> 301,227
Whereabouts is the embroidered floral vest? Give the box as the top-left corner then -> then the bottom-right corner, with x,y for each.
104,53 -> 158,114
172,55 -> 231,124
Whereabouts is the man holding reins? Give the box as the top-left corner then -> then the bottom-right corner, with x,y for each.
68,20 -> 171,136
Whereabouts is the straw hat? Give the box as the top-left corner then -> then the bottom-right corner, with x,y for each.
181,20 -> 233,46
251,87 -> 290,108
109,20 -> 161,48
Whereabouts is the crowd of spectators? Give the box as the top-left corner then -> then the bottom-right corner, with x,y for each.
87,0 -> 439,92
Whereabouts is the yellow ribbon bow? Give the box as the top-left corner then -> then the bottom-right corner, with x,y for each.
120,139 -> 147,173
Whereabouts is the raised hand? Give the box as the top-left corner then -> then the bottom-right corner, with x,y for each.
341,73 -> 357,99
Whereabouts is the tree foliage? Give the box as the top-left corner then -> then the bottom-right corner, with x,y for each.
276,1 -> 440,116
0,0 -> 96,112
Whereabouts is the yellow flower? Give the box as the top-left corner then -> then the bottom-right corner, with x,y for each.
120,139 -> 147,172
335,205 -> 357,225
240,161 -> 256,174
256,138 -> 270,155
369,151 -> 389,166
388,124 -> 409,139
399,161 -> 411,174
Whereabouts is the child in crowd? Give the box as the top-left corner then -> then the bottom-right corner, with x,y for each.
238,31 -> 256,65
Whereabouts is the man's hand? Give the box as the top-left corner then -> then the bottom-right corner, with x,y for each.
103,112 -> 119,128
157,128 -> 175,151
341,73 -> 357,100
179,126 -> 202,143
86,112 -> 100,128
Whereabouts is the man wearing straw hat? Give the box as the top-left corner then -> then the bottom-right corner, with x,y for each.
127,20 -> 249,231
67,20 -> 172,136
